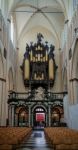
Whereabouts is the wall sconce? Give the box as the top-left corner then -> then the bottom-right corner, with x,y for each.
7,18 -> 11,23
74,27 -> 78,33
74,27 -> 78,37
16,47 -> 19,50
59,48 -> 61,51
65,19 -> 69,24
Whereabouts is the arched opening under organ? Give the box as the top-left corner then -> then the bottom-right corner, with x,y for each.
51,106 -> 64,126
15,106 -> 28,127
33,107 -> 46,128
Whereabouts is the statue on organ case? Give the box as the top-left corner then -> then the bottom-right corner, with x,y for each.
37,33 -> 43,42
35,87 -> 45,100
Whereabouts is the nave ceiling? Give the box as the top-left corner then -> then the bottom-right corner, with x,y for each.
4,0 -> 71,60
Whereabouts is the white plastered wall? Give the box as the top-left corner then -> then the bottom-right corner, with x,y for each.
0,43 -> 7,126
0,51 -> 4,126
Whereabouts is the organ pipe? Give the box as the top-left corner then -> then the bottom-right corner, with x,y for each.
49,59 -> 54,80
24,59 -> 30,80
38,54 -> 40,61
46,50 -> 48,61
30,50 -> 33,61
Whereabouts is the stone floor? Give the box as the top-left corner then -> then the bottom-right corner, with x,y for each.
16,129 -> 53,150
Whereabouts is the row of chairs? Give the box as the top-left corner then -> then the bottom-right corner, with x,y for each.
44,127 -> 78,150
0,127 -> 32,150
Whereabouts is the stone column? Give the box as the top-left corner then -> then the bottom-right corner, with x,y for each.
28,105 -> 31,127
48,105 -> 51,127
46,112 -> 48,127
0,80 -> 3,126
11,105 -> 15,126
15,113 -> 18,126
31,112 -> 33,127
73,80 -> 78,104
8,105 -> 12,126
8,104 -> 15,126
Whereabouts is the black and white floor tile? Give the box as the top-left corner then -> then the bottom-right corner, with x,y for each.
16,130 -> 53,150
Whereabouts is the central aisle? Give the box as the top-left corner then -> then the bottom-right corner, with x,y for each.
16,129 -> 53,150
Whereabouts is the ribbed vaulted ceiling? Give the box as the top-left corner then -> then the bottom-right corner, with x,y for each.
8,0 -> 69,52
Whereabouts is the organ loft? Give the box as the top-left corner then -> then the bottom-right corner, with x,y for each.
1,1 -> 78,149
22,33 -> 57,89
8,34 -> 64,128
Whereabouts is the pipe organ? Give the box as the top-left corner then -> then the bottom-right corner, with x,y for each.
22,33 -> 57,88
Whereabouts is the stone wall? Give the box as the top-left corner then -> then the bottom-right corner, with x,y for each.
0,10 -> 17,126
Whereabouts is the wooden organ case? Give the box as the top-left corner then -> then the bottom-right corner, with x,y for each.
21,33 -> 57,88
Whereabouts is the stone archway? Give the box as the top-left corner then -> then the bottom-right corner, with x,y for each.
31,104 -> 47,127
15,106 -> 29,127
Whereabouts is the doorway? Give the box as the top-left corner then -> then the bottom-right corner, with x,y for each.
33,107 -> 46,128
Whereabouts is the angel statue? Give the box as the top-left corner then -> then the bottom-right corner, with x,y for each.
37,33 -> 44,42
35,87 -> 45,100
